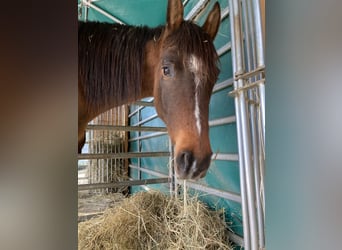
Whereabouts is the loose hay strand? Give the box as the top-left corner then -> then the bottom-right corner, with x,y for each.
78,190 -> 233,250
183,179 -> 187,215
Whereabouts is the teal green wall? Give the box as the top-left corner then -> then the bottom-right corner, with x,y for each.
79,0 -> 243,239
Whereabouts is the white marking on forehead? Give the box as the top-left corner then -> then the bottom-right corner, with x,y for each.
189,54 -> 201,74
189,55 -> 202,135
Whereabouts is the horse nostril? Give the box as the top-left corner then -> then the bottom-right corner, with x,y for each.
177,151 -> 194,171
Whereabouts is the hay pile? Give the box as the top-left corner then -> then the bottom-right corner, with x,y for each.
78,192 -> 125,222
78,191 -> 232,249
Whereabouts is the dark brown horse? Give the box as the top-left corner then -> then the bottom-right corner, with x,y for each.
78,0 -> 221,180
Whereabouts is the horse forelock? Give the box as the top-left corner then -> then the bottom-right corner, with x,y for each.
163,21 -> 220,86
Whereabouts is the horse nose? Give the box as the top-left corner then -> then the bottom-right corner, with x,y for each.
176,151 -> 194,177
175,151 -> 212,180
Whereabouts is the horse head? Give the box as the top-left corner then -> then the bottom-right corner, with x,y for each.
146,0 -> 221,179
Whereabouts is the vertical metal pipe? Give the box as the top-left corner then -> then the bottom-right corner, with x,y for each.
241,0 -> 254,74
256,106 -> 265,248
251,0 -> 264,68
258,111 -> 265,219
169,138 -> 175,194
252,1 -> 266,243
246,0 -> 258,72
258,83 -> 265,145
229,0 -> 250,249
230,0 -> 259,249
83,0 -> 88,22
250,94 -> 265,248
137,106 -> 141,181
238,82 -> 258,250
252,0 -> 266,144
245,0 -> 265,246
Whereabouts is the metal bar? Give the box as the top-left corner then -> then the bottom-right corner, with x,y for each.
229,0 -> 251,249
127,115 -> 237,141
137,106 -> 142,181
129,164 -> 169,178
128,101 -> 154,118
78,151 -> 170,160
128,131 -> 168,142
251,0 -> 266,246
252,0 -> 266,146
242,0 -> 256,76
213,153 -> 239,161
235,66 -> 264,81
221,7 -> 230,20
128,105 -> 145,118
168,138 -> 175,193
227,231 -> 244,248
175,179 -> 242,203
251,101 -> 265,248
251,0 -> 265,68
213,78 -> 234,93
185,0 -> 208,21
83,0 -> 88,21
81,0 -> 125,24
182,0 -> 190,6
229,79 -> 265,96
78,178 -> 170,190
217,42 -> 232,57
233,0 -> 260,248
134,100 -> 154,107
86,125 -> 167,132
132,113 -> 159,126
243,1 -> 265,247
209,116 -> 236,127
258,83 -> 265,145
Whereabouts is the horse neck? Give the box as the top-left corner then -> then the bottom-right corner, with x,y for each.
79,23 -> 161,122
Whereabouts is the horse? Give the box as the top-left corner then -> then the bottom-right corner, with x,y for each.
78,0 -> 221,180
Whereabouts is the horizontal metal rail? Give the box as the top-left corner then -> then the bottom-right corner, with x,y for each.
81,0 -> 125,24
234,66 -> 265,81
227,231 -> 244,247
182,0 -> 190,6
217,42 -> 232,57
129,164 -> 169,178
185,0 -> 208,20
209,116 -> 236,127
221,7 -> 230,20
134,100 -> 154,107
177,180 -> 242,203
128,105 -> 145,118
78,151 -> 170,160
86,125 -> 167,132
213,153 -> 239,161
229,79 -> 265,97
132,113 -> 159,126
128,116 -> 236,142
128,131 -> 168,142
128,98 -> 154,118
213,78 -> 234,93
78,178 -> 170,190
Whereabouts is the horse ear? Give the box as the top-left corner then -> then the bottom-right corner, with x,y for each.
202,2 -> 221,40
166,0 -> 184,31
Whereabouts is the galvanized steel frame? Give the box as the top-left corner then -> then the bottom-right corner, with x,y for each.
229,0 -> 265,249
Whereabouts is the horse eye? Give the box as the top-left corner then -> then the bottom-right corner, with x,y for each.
162,66 -> 170,76
162,65 -> 174,77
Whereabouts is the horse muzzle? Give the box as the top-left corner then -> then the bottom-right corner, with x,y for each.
175,150 -> 212,180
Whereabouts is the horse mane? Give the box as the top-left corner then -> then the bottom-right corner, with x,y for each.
164,21 -> 220,88
78,20 -> 219,113
78,21 -> 163,112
